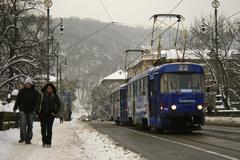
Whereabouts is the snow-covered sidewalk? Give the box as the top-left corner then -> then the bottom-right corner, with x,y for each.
205,116 -> 240,127
0,118 -> 144,160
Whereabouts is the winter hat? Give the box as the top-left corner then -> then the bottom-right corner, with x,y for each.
24,77 -> 33,85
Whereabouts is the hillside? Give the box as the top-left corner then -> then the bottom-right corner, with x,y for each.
55,18 -> 150,83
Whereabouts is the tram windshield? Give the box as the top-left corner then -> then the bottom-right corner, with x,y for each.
160,73 -> 204,93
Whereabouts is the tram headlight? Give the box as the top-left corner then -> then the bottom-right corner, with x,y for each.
171,105 -> 177,111
197,105 -> 203,110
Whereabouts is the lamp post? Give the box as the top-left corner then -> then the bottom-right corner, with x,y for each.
211,0 -> 220,93
211,0 -> 220,55
51,18 -> 63,56
50,18 -> 64,91
44,0 -> 53,82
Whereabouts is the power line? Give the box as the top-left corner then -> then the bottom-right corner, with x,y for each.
66,22 -> 114,51
169,0 -> 184,15
228,10 -> 240,19
135,0 -> 185,49
121,1 -> 186,70
100,0 -> 114,22
152,21 -> 178,42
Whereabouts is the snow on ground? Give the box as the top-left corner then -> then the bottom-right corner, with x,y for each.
205,116 -> 240,127
0,115 -> 144,160
0,101 -> 15,112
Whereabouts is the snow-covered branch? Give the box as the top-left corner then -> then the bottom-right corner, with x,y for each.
0,58 -> 38,75
0,75 -> 25,89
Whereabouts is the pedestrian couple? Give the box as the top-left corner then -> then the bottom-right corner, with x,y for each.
13,77 -> 61,148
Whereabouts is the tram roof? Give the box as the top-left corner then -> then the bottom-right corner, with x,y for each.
128,62 -> 204,83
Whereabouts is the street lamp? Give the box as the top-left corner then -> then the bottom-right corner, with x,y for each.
211,0 -> 220,54
212,0 -> 220,93
44,0 -> 53,82
50,18 -> 64,91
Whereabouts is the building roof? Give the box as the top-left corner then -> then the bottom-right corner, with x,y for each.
102,70 -> 127,81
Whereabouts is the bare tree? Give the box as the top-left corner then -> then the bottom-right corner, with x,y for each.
188,15 -> 239,109
0,0 -> 47,90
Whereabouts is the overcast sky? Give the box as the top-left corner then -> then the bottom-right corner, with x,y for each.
50,0 -> 240,27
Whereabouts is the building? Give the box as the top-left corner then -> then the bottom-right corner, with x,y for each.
100,69 -> 127,88
91,70 -> 128,120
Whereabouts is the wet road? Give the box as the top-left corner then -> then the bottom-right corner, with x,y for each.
90,121 -> 240,160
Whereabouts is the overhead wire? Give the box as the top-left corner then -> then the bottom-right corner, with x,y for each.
145,0 -> 185,72
100,0 -> 114,22
151,0 -> 185,38
66,22 -> 114,52
228,10 -> 240,19
169,0 -> 184,15
125,0 -> 185,69
62,0 -> 116,67
62,0 -> 186,75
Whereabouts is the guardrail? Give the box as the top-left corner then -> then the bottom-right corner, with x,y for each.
206,110 -> 240,117
0,112 -> 19,131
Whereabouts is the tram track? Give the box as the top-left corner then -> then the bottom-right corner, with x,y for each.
126,125 -> 240,155
160,132 -> 240,154
91,122 -> 240,160
200,129 -> 240,142
126,126 -> 240,160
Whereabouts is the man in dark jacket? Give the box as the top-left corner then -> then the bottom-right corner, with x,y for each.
37,83 -> 61,148
13,77 -> 40,144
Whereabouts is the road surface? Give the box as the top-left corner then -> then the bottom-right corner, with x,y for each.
90,121 -> 240,160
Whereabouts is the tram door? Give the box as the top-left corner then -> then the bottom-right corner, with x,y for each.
120,89 -> 127,123
132,82 -> 136,124
149,74 -> 158,126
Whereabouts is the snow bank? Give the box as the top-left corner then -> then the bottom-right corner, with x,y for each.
0,115 -> 144,160
0,101 -> 15,112
74,119 -> 143,160
0,128 -> 19,160
205,117 -> 240,127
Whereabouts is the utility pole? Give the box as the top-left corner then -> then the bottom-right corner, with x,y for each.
44,0 -> 53,82
211,0 -> 220,93
212,0 -> 220,55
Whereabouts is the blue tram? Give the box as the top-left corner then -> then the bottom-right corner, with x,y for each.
116,62 -> 205,131
111,84 -> 128,124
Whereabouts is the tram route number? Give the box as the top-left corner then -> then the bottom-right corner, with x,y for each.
178,64 -> 189,71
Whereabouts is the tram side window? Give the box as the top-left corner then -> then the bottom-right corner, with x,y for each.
133,82 -> 136,98
138,80 -> 141,96
150,79 -> 156,96
131,84 -> 133,99
138,79 -> 143,96
135,81 -> 138,96
160,74 -> 168,92
116,91 -> 119,102
142,77 -> 146,95
127,85 -> 131,101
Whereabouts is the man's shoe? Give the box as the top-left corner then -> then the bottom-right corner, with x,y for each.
18,139 -> 24,143
41,143 -> 46,147
45,144 -> 51,148
25,141 -> 31,144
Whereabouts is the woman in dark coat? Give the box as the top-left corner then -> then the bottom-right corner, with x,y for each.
37,83 -> 61,148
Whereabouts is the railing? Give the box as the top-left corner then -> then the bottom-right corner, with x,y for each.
0,112 -> 19,131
